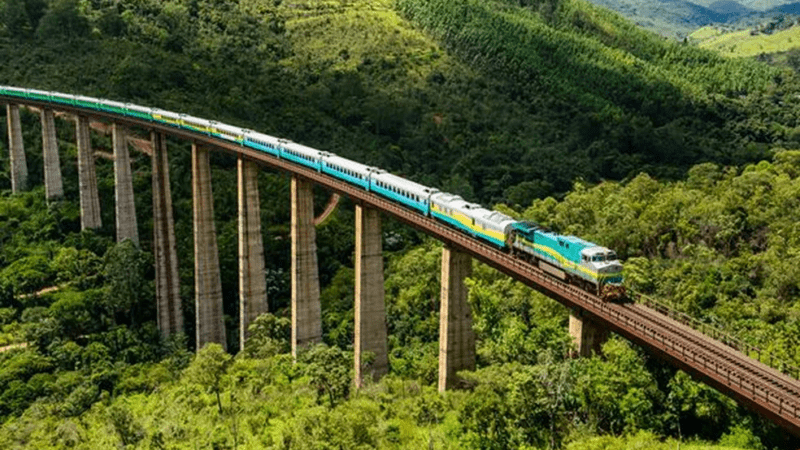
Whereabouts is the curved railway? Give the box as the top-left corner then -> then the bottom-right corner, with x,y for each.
2,90 -> 800,437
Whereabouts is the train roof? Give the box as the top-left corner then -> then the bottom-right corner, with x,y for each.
154,108 -> 179,118
477,210 -> 515,226
0,86 -> 25,94
180,113 -> 210,125
373,171 -> 439,196
283,141 -> 326,157
211,121 -> 244,135
431,195 -> 478,215
536,228 -> 598,251
431,192 -> 463,204
244,130 -> 281,146
323,154 -> 370,172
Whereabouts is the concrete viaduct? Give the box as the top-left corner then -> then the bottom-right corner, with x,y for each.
3,95 -> 800,437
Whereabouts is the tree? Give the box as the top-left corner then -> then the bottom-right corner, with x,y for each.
299,344 -> 353,408
243,313 -> 291,359
103,241 -> 151,326
184,343 -> 232,415
573,338 -> 662,434
0,0 -> 33,39
35,0 -> 89,41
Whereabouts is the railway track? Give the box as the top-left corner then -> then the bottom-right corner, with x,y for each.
633,302 -> 800,397
592,297 -> 800,435
629,301 -> 800,419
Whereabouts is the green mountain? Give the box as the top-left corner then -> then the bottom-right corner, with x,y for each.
1,0 -> 800,447
2,0 -> 797,207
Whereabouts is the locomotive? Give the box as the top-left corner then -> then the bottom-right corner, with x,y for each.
0,86 -> 625,300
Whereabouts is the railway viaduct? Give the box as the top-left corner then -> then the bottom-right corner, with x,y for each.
3,94 -> 800,437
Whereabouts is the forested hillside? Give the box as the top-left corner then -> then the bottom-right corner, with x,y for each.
1,0 -> 799,204
1,0 -> 800,448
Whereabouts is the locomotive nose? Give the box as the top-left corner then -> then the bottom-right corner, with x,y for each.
599,264 -> 623,274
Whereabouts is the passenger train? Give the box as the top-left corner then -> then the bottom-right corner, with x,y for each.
0,86 -> 625,300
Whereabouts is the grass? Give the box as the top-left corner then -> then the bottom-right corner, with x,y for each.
279,0 -> 445,76
696,24 -> 800,57
689,25 -> 725,41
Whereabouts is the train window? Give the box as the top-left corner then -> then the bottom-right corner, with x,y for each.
608,253 -> 617,261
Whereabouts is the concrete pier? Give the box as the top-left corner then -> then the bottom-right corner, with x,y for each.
438,246 -> 475,392
113,124 -> 139,245
193,144 -> 226,350
291,176 -> 322,358
238,156 -> 267,349
354,205 -> 388,386
569,309 -> 608,357
41,109 -> 63,200
76,116 -> 101,229
152,133 -> 182,338
6,104 -> 28,193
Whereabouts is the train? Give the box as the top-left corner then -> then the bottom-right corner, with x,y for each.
0,86 -> 625,300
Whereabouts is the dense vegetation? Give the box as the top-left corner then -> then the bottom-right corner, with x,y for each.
1,0 -> 800,448
2,0 -> 800,204
0,186 -> 783,448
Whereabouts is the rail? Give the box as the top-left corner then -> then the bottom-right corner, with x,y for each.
633,292 -> 800,380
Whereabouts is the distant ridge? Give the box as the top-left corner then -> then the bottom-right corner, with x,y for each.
708,0 -> 753,15
775,2 -> 800,13
583,0 -> 799,37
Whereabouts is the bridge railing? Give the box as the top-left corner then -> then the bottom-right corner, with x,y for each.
598,297 -> 800,424
632,292 -> 800,381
